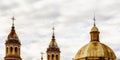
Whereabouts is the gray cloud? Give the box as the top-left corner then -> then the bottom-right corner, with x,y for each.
0,0 -> 120,60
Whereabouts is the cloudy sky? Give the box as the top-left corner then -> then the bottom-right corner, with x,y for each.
0,0 -> 120,60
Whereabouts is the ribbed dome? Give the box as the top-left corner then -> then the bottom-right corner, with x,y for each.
48,28 -> 58,48
47,32 -> 60,52
8,26 -> 19,40
75,22 -> 116,60
91,26 -> 99,32
75,41 -> 116,60
49,40 -> 58,48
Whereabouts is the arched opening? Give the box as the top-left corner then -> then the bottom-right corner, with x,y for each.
56,55 -> 58,60
15,47 -> 17,53
10,47 -> 13,53
52,54 -> 54,60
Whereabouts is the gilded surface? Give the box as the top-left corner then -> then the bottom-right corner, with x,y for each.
8,26 -> 19,40
74,25 -> 116,60
75,41 -> 116,59
91,26 -> 99,32
49,40 -> 58,48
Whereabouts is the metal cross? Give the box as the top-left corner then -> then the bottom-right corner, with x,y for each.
11,16 -> 15,26
41,52 -> 44,57
93,12 -> 96,26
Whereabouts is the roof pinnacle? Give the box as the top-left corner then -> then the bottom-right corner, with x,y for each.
52,26 -> 55,40
11,16 -> 15,27
93,13 -> 96,26
41,52 -> 44,60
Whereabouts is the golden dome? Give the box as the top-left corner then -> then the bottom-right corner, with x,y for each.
91,26 -> 99,32
49,39 -> 58,48
75,23 -> 116,60
49,27 -> 59,48
49,33 -> 58,48
8,26 -> 19,40
75,41 -> 116,60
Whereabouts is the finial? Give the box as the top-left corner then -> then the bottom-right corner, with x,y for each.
52,23 -> 55,32
52,26 -> 55,35
93,12 -> 96,26
41,52 -> 44,60
52,25 -> 55,39
11,16 -> 15,27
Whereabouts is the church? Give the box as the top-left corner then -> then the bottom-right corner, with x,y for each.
4,16 -> 116,60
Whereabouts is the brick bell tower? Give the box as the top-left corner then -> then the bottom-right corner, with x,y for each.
4,16 -> 22,60
46,27 -> 60,60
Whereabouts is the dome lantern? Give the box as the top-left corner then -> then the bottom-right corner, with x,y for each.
90,17 -> 100,42
74,17 -> 116,60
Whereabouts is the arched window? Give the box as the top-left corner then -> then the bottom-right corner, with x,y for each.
52,54 -> 54,60
56,55 -> 58,60
15,47 -> 17,53
10,47 -> 13,53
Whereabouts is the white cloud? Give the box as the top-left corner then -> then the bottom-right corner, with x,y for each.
0,0 -> 120,60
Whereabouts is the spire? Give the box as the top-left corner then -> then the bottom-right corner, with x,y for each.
52,26 -> 55,40
5,16 -> 22,60
93,12 -> 96,26
41,52 -> 44,60
90,14 -> 100,42
47,26 -> 60,60
11,16 -> 15,32
11,16 -> 15,27
48,26 -> 58,48
8,16 -> 19,40
91,13 -> 99,32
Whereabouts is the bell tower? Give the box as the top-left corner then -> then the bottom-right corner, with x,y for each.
4,16 -> 22,60
46,27 -> 60,60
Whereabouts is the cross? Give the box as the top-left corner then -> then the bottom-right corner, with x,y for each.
52,26 -> 55,32
52,24 -> 55,35
11,16 -> 15,26
93,13 -> 96,26
41,52 -> 44,57
52,25 -> 55,38
41,52 -> 44,60
52,23 -> 55,30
